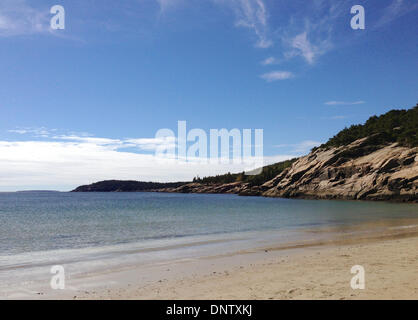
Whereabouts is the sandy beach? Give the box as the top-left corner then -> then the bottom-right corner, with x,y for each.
64,222 -> 418,300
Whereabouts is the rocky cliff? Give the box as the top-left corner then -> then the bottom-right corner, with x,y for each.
158,137 -> 417,202
261,137 -> 417,202
157,181 -> 261,196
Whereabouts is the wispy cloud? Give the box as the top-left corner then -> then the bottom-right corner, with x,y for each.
325,100 -> 365,106
53,135 -> 123,146
8,127 -> 56,137
8,129 -> 28,135
8,128 -> 177,152
327,115 -> 347,120
157,0 -> 271,47
152,0 -> 416,66
0,0 -> 50,37
285,31 -> 331,65
261,56 -> 278,65
260,71 -> 293,82
278,0 -> 418,66
275,140 -> 321,154
278,1 -> 342,66
217,0 -> 272,48
374,0 -> 418,28
54,135 -> 177,152
156,0 -> 185,13
125,137 -> 177,151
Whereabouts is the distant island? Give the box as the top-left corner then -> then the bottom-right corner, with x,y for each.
73,105 -> 418,202
72,180 -> 186,192
16,190 -> 61,193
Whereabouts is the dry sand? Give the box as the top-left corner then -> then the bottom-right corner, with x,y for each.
74,225 -> 418,300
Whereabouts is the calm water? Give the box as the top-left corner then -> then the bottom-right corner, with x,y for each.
1,191 -> 418,296
1,191 -> 417,256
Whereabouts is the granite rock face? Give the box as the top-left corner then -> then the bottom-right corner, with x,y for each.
157,182 -> 260,196
261,138 -> 417,202
159,137 -> 417,202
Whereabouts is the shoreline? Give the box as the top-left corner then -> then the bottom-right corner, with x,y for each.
77,228 -> 418,300
70,189 -> 418,203
5,219 -> 417,300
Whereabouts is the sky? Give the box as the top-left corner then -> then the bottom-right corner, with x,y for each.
0,0 -> 417,191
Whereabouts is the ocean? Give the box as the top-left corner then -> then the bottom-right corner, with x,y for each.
0,191 -> 417,297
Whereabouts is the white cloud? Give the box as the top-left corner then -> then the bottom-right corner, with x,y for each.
0,140 -> 169,190
1,129 -> 295,190
261,56 -> 277,65
53,135 -> 177,152
278,0 -> 417,66
156,0 -> 272,48
217,0 -> 272,48
260,71 -> 293,82
8,129 -> 28,134
0,0 -> 50,37
153,0 -> 416,67
125,137 -> 177,151
325,101 -> 365,106
54,135 -> 123,147
0,137 -> 293,191
283,26 -> 333,65
9,129 -> 178,151
278,1 -> 345,65
8,127 -> 56,137
287,32 -> 329,65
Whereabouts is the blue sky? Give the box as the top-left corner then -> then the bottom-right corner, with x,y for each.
0,0 -> 417,190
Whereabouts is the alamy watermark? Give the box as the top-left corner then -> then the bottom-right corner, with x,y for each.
351,5 -> 365,30
43,4 -> 366,33
350,265 -> 365,290
50,265 -> 65,290
154,121 -> 264,175
50,5 -> 65,30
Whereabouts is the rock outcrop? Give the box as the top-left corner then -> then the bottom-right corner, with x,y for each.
261,138 -> 417,202
157,182 -> 261,196
158,137 -> 417,202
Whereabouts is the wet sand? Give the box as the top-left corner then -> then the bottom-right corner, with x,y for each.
66,221 -> 418,300
4,219 -> 418,300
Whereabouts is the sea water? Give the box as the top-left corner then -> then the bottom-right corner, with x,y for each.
0,191 -> 417,296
